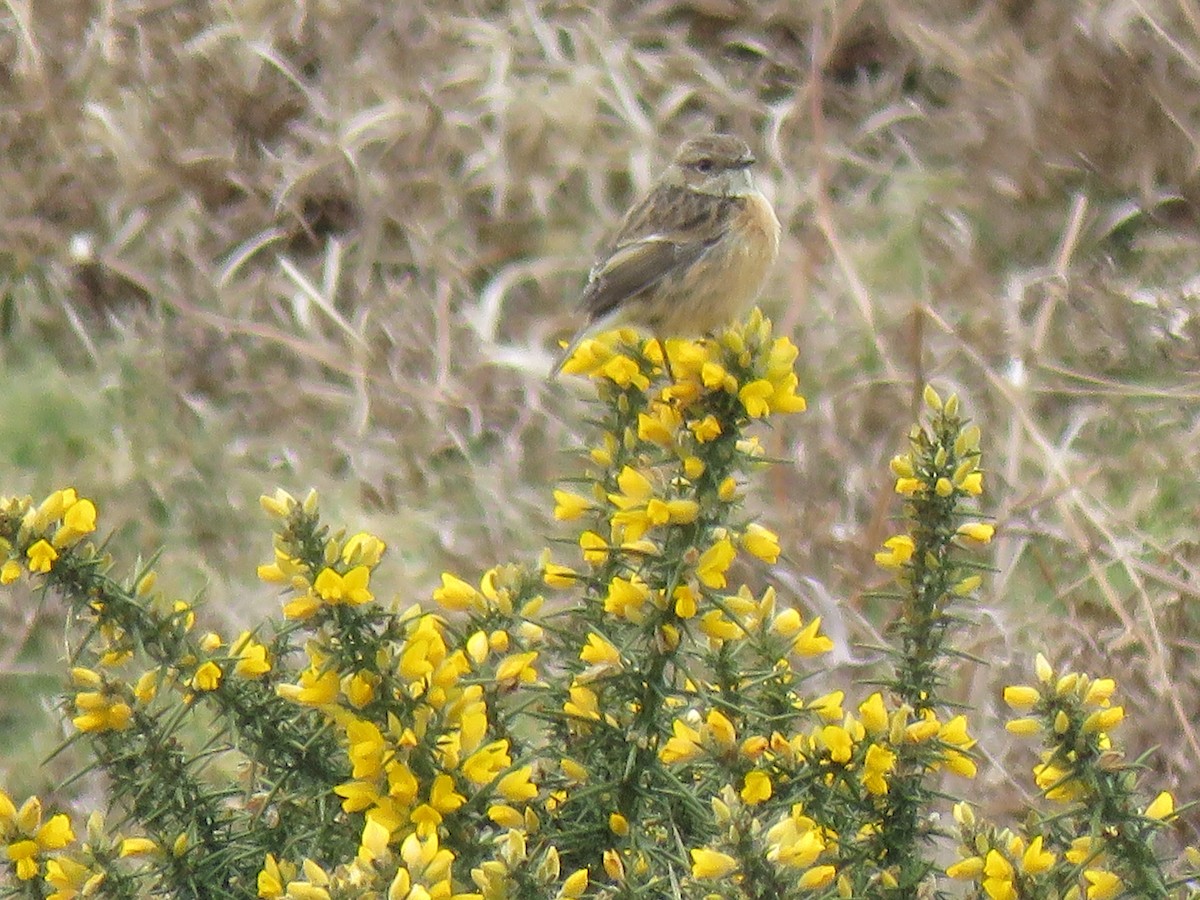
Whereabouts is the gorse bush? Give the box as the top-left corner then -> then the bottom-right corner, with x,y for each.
0,311 -> 1195,899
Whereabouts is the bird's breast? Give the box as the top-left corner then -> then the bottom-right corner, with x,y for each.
736,191 -> 782,260
648,191 -> 780,336
716,190 -> 780,305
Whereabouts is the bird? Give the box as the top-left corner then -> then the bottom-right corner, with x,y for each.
550,133 -> 781,378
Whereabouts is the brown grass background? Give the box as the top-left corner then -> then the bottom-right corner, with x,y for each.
1,0 -> 1198,852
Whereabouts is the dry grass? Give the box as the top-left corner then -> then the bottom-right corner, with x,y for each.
2,0 -> 1199,846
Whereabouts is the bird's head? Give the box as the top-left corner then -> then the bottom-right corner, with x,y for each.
664,134 -> 758,197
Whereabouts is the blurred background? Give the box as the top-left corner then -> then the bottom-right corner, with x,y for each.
1,0 -> 1198,844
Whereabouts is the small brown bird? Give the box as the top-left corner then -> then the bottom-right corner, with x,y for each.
552,133 -> 781,377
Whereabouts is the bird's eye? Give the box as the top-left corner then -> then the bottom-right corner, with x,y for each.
695,159 -> 714,174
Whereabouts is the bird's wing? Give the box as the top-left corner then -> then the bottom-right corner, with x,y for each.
580,185 -> 733,321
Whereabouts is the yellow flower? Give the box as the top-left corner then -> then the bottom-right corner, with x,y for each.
939,715 -> 974,748
602,849 -> 624,881
904,710 -> 939,743
945,856 -> 984,879
231,632 -> 271,679
1083,869 -> 1123,900
1021,835 -> 1055,874
958,471 -> 983,495
874,534 -> 915,568
608,812 -> 629,836
699,609 -> 741,641
543,562 -> 577,588
553,490 -> 593,521
697,710 -> 733,753
792,617 -> 834,657
696,538 -> 736,589
1144,790 -> 1174,821
982,848 -> 1015,900
496,767 -> 537,803
192,661 -> 222,692
257,549 -> 303,584
665,499 -> 700,524
1081,706 -> 1123,734
673,584 -> 698,618
26,539 -> 58,574
425,773 -> 465,815
603,575 -> 650,623
1003,685 -> 1040,709
1005,718 -> 1041,736
771,607 -> 800,636
859,693 -> 888,734
862,743 -> 896,795
741,771 -> 772,804
462,740 -> 512,786
53,499 -> 97,548
561,867 -> 588,897
0,799 -> 74,882
580,633 -> 621,668
689,848 -> 738,879
133,671 -> 158,704
495,651 -> 538,688
810,690 -> 845,721
281,593 -> 321,620
766,372 -> 807,414
277,667 -> 340,707
341,532 -> 385,566
1065,836 -> 1094,865
72,692 -> 133,733
738,379 -> 774,417
923,384 -> 944,410
693,360 -> 723,390
953,574 -> 982,595
44,854 -> 95,897
259,490 -> 295,518
660,719 -> 704,765
563,685 -> 601,722
579,531 -> 609,565
0,560 -> 20,584
798,865 -> 835,890
819,725 -> 853,763
956,522 -> 995,544
599,354 -> 649,390
717,476 -> 737,501
313,566 -> 373,605
342,671 -> 378,708
941,749 -> 977,778
487,804 -> 523,828
29,489 -> 76,531
257,853 -> 295,898
118,837 -> 158,857
689,415 -> 722,443
1083,678 -> 1115,706
432,572 -> 479,611
741,524 -> 780,563
37,815 -> 74,852
764,806 -> 824,868
64,498 -> 96,532
637,404 -> 681,446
